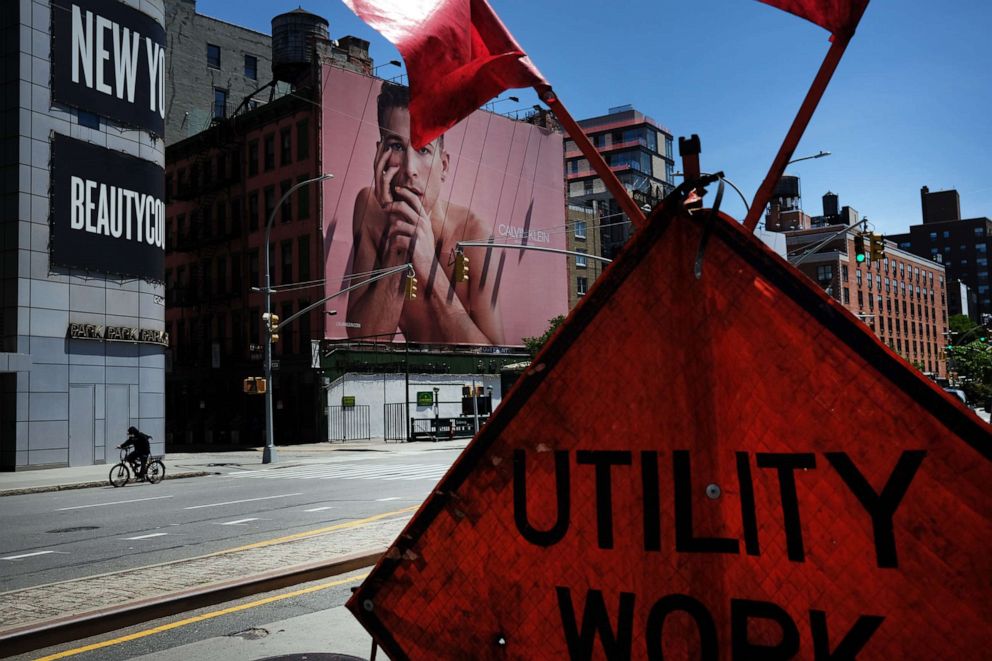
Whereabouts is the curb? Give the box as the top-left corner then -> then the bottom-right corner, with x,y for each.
0,470 -> 215,497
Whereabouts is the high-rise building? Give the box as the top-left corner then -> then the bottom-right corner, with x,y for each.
1,0 -> 167,469
889,187 -> 992,320
563,105 -> 674,304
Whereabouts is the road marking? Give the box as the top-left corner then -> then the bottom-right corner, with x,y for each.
56,495 -> 173,511
34,572 -> 370,660
303,506 -> 334,512
183,493 -> 303,510
218,518 -> 261,525
222,505 -> 419,554
376,497 -> 400,501
1,550 -> 69,561
122,533 -> 169,540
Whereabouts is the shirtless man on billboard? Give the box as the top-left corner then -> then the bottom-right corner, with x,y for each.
347,83 -> 504,345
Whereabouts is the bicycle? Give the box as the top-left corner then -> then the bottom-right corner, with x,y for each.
109,447 -> 166,487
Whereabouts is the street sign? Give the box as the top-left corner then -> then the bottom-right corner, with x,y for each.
342,396 -> 356,408
347,210 -> 992,658
416,391 -> 434,406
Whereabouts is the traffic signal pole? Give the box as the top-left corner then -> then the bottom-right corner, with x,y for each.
263,174 -> 332,464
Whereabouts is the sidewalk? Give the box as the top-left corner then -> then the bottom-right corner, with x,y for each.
0,438 -> 470,497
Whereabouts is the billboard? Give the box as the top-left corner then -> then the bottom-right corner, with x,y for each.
50,134 -> 165,281
51,0 -> 166,136
321,66 -> 567,346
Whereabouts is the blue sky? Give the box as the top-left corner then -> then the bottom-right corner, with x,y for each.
197,0 -> 991,236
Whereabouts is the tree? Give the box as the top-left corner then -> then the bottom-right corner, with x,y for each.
947,340 -> 992,404
948,314 -> 978,337
522,315 -> 565,357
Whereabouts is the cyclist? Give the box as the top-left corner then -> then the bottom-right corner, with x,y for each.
118,426 -> 151,480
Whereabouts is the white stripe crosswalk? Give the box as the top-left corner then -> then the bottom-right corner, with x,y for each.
227,463 -> 448,482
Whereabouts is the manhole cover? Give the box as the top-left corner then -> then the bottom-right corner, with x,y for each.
47,526 -> 99,533
259,655 -> 366,660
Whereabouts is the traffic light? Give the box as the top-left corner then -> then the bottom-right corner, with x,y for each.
405,274 -> 418,300
454,252 -> 470,282
869,233 -> 886,261
853,233 -> 866,263
262,312 -> 280,343
243,377 -> 267,394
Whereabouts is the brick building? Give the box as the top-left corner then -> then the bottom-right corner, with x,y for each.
164,91 -> 324,446
787,227 -> 949,378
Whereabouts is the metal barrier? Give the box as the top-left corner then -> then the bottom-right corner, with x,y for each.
384,402 -> 406,442
327,405 -> 371,441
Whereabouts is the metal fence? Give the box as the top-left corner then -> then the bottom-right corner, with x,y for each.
327,405 -> 371,441
384,403 -> 407,442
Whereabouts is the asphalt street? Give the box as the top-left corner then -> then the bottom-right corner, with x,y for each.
0,448 -> 462,593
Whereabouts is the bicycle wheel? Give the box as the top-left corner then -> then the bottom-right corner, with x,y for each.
109,463 -> 130,488
145,460 -> 165,484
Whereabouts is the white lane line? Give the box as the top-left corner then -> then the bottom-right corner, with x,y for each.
1,550 -> 69,561
184,493 -> 303,510
57,495 -> 174,511
122,533 -> 169,540
376,497 -> 400,502
218,518 -> 261,525
304,506 -> 334,512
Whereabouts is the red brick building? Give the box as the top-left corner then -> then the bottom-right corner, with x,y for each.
787,227 -> 949,378
165,91 -> 326,446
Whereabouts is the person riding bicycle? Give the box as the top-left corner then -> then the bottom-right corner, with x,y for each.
118,426 -> 151,480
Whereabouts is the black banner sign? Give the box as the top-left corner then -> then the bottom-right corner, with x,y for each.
51,134 -> 165,281
51,0 -> 166,136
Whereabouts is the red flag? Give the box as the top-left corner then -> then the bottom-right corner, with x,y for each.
343,0 -> 547,148
758,0 -> 869,37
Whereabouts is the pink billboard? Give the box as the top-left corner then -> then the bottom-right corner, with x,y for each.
321,65 -> 567,346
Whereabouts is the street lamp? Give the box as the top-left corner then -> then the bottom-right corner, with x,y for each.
373,60 -> 402,75
263,173 -> 333,464
787,150 -> 831,166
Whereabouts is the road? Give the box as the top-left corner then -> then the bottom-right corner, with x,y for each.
0,448 -> 462,593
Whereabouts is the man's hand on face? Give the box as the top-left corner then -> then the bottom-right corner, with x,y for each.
384,185 -> 438,280
373,142 -> 401,209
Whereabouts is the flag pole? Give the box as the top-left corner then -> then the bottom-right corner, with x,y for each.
743,34 -> 852,232
538,88 -> 647,230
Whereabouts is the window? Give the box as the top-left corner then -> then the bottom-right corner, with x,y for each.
280,302 -> 294,354
264,186 -> 275,226
929,232 -> 937,242
298,235 -> 310,282
207,44 -> 221,69
574,220 -> 587,239
575,249 -> 588,268
231,253 -> 241,292
263,134 -> 275,171
297,177 -> 310,219
978,244 -> 987,254
816,265 -> 833,284
78,110 -> 100,129
976,226 -> 986,237
247,141 -> 259,177
280,128 -> 292,165
216,256 -> 227,296
843,287 -> 850,304
297,120 -> 310,160
856,270 -> 862,286
943,231 -> 950,239
841,265 -> 848,283
249,250 -> 259,287
583,180 -> 593,195
244,54 -> 258,79
281,240 -> 293,285
576,277 -> 588,296
231,197 -> 242,235
213,88 -> 227,119
280,180 -> 292,222
248,192 -> 259,231
298,299 -> 311,349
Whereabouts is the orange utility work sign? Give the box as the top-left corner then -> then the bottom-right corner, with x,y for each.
347,210 -> 991,659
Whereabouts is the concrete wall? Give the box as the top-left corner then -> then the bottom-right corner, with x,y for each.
0,0 -> 166,469
326,373 -> 502,440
